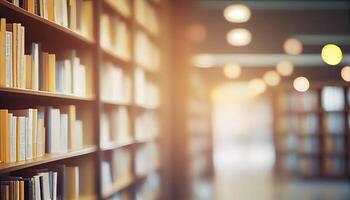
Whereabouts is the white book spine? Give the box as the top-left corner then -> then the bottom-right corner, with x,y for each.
26,110 -> 33,160
72,58 -> 80,96
60,114 -> 68,153
74,120 -> 83,149
48,108 -> 61,153
64,60 -> 72,94
37,119 -> 43,157
5,32 -> 12,87
62,0 -> 68,27
10,116 -> 17,163
53,172 -> 57,200
18,117 -> 26,161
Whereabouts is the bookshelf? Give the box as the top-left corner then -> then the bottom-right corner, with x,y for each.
0,0 -> 166,199
274,84 -> 350,179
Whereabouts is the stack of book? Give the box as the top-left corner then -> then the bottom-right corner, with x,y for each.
134,31 -> 160,71
101,63 -> 131,104
0,20 -> 87,96
100,13 -> 130,61
112,149 -> 132,181
100,107 -> 131,145
0,108 -> 45,163
8,0 -> 93,39
0,165 -> 80,199
134,68 -> 159,109
134,111 -> 159,141
135,142 -> 159,176
46,105 -> 83,154
134,0 -> 159,35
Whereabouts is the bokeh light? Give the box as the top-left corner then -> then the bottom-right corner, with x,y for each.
226,28 -> 252,46
276,61 -> 294,76
293,76 -> 310,92
283,38 -> 303,55
223,63 -> 241,79
321,44 -> 342,66
263,70 -> 281,86
249,78 -> 267,94
341,66 -> 350,82
224,4 -> 251,23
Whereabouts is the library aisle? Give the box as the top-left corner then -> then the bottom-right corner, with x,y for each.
1,0 -> 350,200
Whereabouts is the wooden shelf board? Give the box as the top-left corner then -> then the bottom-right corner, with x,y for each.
0,87 -> 95,101
100,140 -> 135,151
0,0 -> 94,45
103,0 -> 132,23
101,47 -> 132,68
102,176 -> 134,199
0,145 -> 97,174
102,99 -> 132,107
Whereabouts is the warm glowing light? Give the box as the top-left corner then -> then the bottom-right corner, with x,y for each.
276,61 -> 294,76
249,78 -> 266,94
283,38 -> 303,55
321,44 -> 342,66
193,54 -> 215,68
263,71 -> 281,86
224,4 -> 251,23
341,66 -> 350,82
223,63 -> 241,79
293,76 -> 310,92
226,28 -> 252,46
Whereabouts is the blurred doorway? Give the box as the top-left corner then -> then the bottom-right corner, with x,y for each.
211,82 -> 275,200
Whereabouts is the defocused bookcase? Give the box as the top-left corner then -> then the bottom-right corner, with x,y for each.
274,84 -> 349,179
0,0 -> 165,199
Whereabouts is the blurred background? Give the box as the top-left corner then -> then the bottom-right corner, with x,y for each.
174,0 -> 350,200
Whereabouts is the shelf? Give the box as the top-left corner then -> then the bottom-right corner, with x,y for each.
0,0 -> 94,46
100,140 -> 135,151
0,87 -> 95,102
135,21 -> 159,43
134,103 -> 159,110
103,0 -> 132,23
102,99 -> 132,107
102,176 -> 134,199
101,47 -> 132,68
0,145 -> 97,174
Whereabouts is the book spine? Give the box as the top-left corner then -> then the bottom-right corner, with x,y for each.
5,31 -> 13,87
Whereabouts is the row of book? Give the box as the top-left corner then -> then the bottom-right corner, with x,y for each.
278,87 -> 350,112
0,165 -> 80,200
105,0 -> 131,17
280,155 -> 347,175
0,105 -> 83,163
135,0 -> 159,35
101,149 -> 132,192
100,107 -> 131,146
134,68 -> 159,109
277,136 -> 346,154
277,113 -> 348,134
135,142 -> 159,176
0,20 -> 87,96
100,13 -> 130,61
134,31 -> 160,72
8,0 -> 93,40
101,63 -> 131,104
134,111 -> 159,141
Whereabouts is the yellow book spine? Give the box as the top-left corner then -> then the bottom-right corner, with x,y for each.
47,0 -> 55,22
0,18 -> 6,87
25,55 -> 32,89
0,110 -> 8,163
19,181 -> 24,200
12,24 -> 17,88
48,54 -> 55,92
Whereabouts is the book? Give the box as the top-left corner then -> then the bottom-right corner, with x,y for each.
5,30 -> 13,87
16,116 -> 26,161
47,107 -> 61,154
65,166 -> 79,199
0,18 -> 6,87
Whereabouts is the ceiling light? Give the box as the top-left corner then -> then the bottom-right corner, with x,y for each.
249,78 -> 266,94
276,61 -> 294,76
224,4 -> 251,23
321,44 -> 342,66
284,38 -> 303,55
293,76 -> 309,92
263,71 -> 281,86
223,63 -> 241,79
227,28 -> 252,46
341,66 -> 350,82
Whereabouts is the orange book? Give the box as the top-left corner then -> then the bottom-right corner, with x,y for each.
40,52 -> 49,91
48,54 -> 55,92
0,18 -> 6,87
47,0 -> 55,22
19,181 -> 24,200
25,55 -> 32,89
27,0 -> 35,14
0,110 -> 8,163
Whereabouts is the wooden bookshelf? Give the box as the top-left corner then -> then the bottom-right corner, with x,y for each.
273,85 -> 350,179
0,0 -> 167,199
